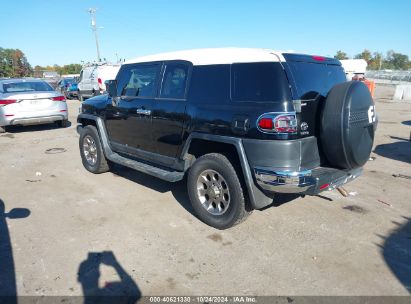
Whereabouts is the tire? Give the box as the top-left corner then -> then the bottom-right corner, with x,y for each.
321,81 -> 376,169
187,153 -> 251,229
57,119 -> 69,128
79,125 -> 110,174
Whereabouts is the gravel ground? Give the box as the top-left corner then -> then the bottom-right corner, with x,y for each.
0,85 -> 410,297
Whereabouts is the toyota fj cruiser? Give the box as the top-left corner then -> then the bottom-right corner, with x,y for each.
77,48 -> 377,229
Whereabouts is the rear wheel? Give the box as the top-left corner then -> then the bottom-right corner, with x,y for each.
79,125 -> 110,174
187,153 -> 250,229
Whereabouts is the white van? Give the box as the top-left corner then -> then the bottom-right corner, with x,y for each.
77,64 -> 121,101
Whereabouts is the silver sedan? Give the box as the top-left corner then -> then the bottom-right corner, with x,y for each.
0,78 -> 68,133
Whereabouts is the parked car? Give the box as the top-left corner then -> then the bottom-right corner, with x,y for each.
57,77 -> 76,97
77,64 -> 120,102
77,48 -> 377,229
0,78 -> 68,133
66,82 -> 78,99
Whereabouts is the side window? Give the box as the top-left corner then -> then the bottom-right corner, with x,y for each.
160,63 -> 189,99
188,65 -> 230,103
118,64 -> 161,98
231,62 -> 290,102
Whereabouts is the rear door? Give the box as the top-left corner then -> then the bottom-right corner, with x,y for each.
282,54 -> 346,138
151,61 -> 190,164
105,62 -> 162,156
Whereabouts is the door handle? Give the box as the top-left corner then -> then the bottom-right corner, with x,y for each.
136,108 -> 151,116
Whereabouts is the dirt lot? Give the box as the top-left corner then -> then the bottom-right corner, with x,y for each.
0,86 -> 410,297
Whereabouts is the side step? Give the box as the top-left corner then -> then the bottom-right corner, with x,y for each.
95,117 -> 184,183
106,152 -> 184,182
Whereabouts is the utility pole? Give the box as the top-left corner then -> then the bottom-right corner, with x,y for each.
88,8 -> 101,62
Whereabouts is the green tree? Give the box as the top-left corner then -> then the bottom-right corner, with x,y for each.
354,49 -> 373,63
334,50 -> 349,60
61,64 -> 82,75
0,47 -> 32,77
368,52 -> 384,70
385,50 -> 409,70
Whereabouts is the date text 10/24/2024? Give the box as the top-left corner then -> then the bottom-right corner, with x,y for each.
149,296 -> 257,303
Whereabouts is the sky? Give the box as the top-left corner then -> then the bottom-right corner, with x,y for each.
1,0 -> 410,66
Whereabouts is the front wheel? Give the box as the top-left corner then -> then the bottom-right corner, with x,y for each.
187,153 -> 251,229
79,125 -> 110,174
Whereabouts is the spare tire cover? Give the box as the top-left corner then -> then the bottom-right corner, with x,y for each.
320,81 -> 376,169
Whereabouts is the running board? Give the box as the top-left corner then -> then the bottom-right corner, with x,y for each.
106,152 -> 184,182
94,117 -> 184,182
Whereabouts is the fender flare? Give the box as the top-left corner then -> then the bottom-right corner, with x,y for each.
180,133 -> 273,210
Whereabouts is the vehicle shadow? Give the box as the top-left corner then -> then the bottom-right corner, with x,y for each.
5,121 -> 72,133
0,199 -> 31,300
77,251 -> 141,304
380,217 -> 411,293
259,193 -> 300,210
110,164 -> 195,216
373,137 -> 411,164
111,164 -> 302,214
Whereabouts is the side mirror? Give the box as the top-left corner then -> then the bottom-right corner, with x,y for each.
107,80 -> 118,98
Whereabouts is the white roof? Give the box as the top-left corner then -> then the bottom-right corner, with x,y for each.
125,48 -> 286,66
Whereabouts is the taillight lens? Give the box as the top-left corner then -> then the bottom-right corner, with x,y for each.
98,78 -> 102,85
51,96 -> 66,101
0,99 -> 17,105
257,113 -> 297,133
274,114 -> 298,133
258,118 -> 274,129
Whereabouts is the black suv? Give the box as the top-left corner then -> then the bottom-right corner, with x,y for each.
77,48 -> 377,229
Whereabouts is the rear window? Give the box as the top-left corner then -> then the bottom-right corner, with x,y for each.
2,81 -> 54,93
231,62 -> 290,102
287,62 -> 346,98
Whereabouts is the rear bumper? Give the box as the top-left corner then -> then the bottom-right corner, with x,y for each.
254,166 -> 362,195
7,115 -> 66,126
66,90 -> 78,97
0,113 -> 67,126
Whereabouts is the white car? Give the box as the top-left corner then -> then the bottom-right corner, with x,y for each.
0,78 -> 68,133
77,64 -> 121,101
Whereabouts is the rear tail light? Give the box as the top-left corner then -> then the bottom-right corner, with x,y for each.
51,96 -> 66,101
0,99 -> 17,105
257,113 -> 297,133
98,78 -> 102,84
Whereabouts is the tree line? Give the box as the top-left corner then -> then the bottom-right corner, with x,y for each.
1,47 -> 410,78
0,47 -> 81,78
334,49 -> 411,70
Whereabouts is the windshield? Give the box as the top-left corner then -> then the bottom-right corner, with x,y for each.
2,81 -> 54,93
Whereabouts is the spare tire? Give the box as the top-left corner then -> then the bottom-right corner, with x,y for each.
320,81 -> 376,169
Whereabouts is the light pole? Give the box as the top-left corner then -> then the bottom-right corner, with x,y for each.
88,8 -> 101,62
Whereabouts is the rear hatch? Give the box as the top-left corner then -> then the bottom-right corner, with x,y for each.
282,54 -> 346,138
2,91 -> 62,112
